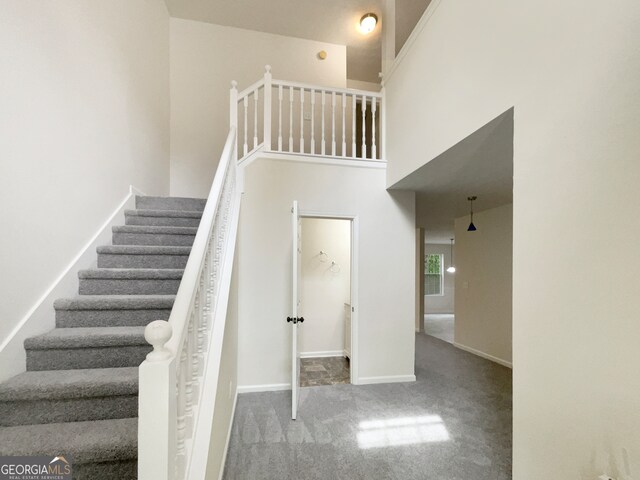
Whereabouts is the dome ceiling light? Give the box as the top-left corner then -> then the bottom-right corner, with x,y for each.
359,13 -> 378,34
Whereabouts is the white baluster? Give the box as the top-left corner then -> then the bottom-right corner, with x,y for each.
352,94 -> 356,158
278,85 -> 283,151
253,89 -> 259,149
331,92 -> 336,156
341,93 -> 346,157
321,91 -> 326,156
310,89 -> 316,154
371,97 -> 377,160
361,95 -> 367,159
243,96 -> 248,156
263,65 -> 272,150
176,351 -> 187,476
193,283 -> 203,377
198,257 -> 209,360
184,325 -> 194,433
299,88 -> 304,153
289,87 -> 293,152
229,81 -> 238,129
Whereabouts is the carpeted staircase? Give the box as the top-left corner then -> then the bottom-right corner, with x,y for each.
0,195 -> 206,479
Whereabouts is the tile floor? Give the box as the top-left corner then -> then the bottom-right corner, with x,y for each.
300,356 -> 350,387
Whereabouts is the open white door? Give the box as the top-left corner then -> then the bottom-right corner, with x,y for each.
290,201 -> 303,420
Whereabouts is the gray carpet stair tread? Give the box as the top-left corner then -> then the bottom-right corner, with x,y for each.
0,195 -> 199,469
0,368 -> 137,402
112,225 -> 198,235
135,195 -> 206,212
55,294 -> 176,309
125,208 -> 203,219
0,417 -> 137,463
97,245 -> 192,255
78,268 -> 184,280
24,327 -> 146,350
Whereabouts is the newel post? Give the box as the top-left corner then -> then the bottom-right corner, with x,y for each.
263,65 -> 272,150
138,320 -> 176,480
229,80 -> 238,129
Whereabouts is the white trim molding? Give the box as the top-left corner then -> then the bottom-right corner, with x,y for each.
217,389 -> 238,480
358,375 -> 416,385
237,383 -> 291,394
453,342 -> 513,369
300,350 -> 344,359
382,0 -> 444,85
239,148 -> 386,171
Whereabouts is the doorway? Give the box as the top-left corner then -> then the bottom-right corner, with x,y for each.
298,216 -> 353,387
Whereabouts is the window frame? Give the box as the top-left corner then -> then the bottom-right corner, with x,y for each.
424,253 -> 444,297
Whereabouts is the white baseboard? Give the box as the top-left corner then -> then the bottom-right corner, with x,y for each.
300,350 -> 344,359
358,374 -> 416,385
0,186 -> 143,382
218,389 -> 238,480
453,342 -> 512,368
237,383 -> 291,394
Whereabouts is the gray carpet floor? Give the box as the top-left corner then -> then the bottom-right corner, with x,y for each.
223,333 -> 512,479
423,314 -> 455,344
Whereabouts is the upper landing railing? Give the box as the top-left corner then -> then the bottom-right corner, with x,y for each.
230,66 -> 384,162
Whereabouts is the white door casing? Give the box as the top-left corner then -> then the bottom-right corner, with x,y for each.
290,201 -> 302,420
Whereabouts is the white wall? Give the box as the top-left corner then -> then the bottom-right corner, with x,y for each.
346,79 -> 382,92
453,205 -> 512,365
170,19 -> 347,198
384,0 -> 640,477
205,253 -> 239,479
237,158 -> 415,388
424,243 -> 454,314
300,218 -> 351,356
0,1 -> 170,353
384,0 -> 519,187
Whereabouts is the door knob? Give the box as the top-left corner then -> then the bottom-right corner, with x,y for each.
298,317 -> 304,323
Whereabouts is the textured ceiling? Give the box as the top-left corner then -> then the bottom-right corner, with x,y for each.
165,0 -> 384,83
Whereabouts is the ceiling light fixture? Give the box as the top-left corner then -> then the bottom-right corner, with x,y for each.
446,238 -> 456,273
360,13 -> 378,34
467,196 -> 477,232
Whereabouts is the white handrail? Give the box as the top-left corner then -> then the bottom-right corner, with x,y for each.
237,78 -> 265,100
138,126 -> 239,480
272,78 -> 383,99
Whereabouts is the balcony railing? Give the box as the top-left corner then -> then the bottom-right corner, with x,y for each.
231,66 -> 384,162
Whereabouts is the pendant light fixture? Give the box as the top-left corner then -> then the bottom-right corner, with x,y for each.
446,238 -> 456,273
467,196 -> 477,232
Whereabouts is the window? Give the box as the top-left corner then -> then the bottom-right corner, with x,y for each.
425,254 -> 443,296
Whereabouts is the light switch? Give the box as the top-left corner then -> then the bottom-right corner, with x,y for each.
304,112 -> 312,121
463,281 -> 469,289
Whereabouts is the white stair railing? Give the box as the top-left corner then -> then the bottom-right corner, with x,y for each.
138,126 -> 240,480
232,66 -> 384,162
